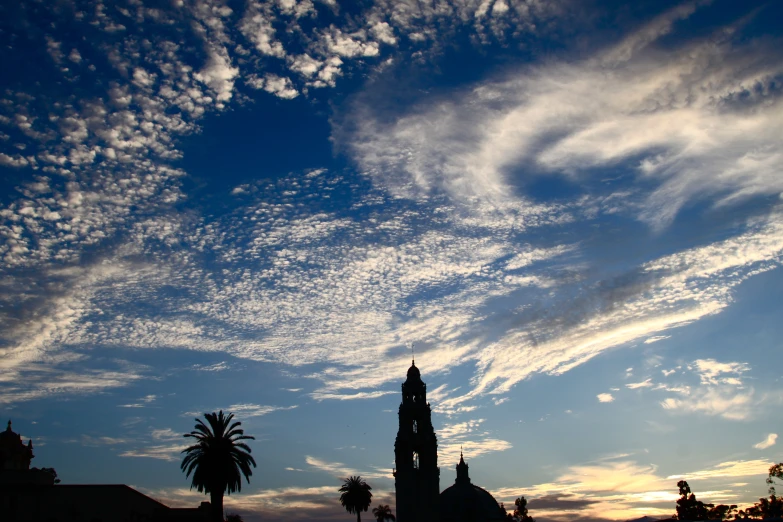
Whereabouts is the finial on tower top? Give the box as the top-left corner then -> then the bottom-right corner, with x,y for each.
6,420 -> 11,432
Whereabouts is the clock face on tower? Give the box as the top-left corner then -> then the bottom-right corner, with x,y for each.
394,361 -> 440,522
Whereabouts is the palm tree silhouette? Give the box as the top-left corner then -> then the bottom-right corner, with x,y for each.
339,476 -> 373,522
372,504 -> 396,522
181,411 -> 256,522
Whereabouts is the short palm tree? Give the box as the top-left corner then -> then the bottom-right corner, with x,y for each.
339,476 -> 373,522
372,504 -> 396,522
181,411 -> 256,522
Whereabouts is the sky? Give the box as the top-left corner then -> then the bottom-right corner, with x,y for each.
0,0 -> 782,521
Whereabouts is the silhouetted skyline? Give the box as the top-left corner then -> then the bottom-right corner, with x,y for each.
1,0 -> 782,521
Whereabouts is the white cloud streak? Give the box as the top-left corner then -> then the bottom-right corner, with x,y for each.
753,434 -> 778,450
342,2 -> 783,229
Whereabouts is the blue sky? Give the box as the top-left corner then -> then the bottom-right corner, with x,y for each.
1,0 -> 782,520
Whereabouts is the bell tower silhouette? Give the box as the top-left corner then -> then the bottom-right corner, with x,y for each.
394,358 -> 440,522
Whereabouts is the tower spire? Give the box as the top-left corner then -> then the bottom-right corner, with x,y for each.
456,448 -> 470,484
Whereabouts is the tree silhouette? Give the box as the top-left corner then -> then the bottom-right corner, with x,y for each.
674,480 -> 736,520
226,514 -> 244,522
737,462 -> 783,519
181,411 -> 256,522
372,504 -> 395,522
339,476 -> 373,522
767,463 -> 783,496
514,496 -> 534,522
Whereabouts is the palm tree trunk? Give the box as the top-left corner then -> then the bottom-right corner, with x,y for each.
210,489 -> 224,522
357,511 -> 361,522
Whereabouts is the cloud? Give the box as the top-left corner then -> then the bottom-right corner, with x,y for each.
183,404 -> 297,418
119,442 -> 190,462
151,428 -> 181,441
658,358 -> 766,421
194,47 -> 239,105
691,359 -> 750,386
667,459 -> 773,481
240,2 -> 286,58
441,438 -> 513,468
141,484 -> 368,520
341,2 -> 783,229
661,389 -> 755,420
1,1 -> 782,432
79,435 -> 131,446
597,393 -> 615,403
247,73 -> 300,99
320,27 -> 380,58
626,379 -> 653,390
527,494 -> 598,511
495,457 -> 771,521
753,434 -> 778,450
310,390 -> 396,401
120,394 -> 158,408
495,459 -> 674,520
304,455 -> 390,480
190,362 -> 230,372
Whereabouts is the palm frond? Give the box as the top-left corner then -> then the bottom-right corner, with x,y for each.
180,410 -> 257,495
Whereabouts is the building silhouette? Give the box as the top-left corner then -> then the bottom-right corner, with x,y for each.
394,360 -> 441,522
0,420 -> 210,522
0,420 -> 57,487
394,361 -> 505,522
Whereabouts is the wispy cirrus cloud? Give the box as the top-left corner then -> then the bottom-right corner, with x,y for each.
0,0 -> 781,441
626,379 -> 654,390
310,390 -> 397,401
667,459 -> 773,481
78,435 -> 131,446
182,404 -> 297,419
119,443 -> 189,462
304,455 -> 391,481
341,2 -> 783,229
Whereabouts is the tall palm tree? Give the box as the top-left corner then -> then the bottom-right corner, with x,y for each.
372,504 -> 396,522
181,411 -> 256,522
339,476 -> 373,522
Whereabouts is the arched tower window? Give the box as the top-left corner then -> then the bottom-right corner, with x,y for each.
412,420 -> 418,433
413,451 -> 419,469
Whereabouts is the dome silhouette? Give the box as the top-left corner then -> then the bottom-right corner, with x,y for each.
439,453 -> 505,522
406,361 -> 422,382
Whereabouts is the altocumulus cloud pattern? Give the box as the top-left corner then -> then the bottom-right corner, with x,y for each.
0,0 -> 782,521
